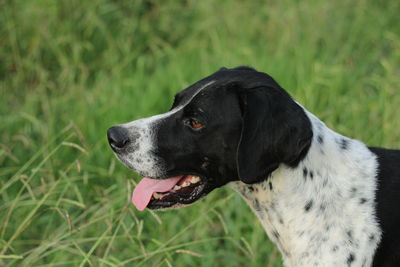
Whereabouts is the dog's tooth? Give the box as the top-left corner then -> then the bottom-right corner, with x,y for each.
182,182 -> 190,187
190,176 -> 200,184
153,192 -> 162,199
173,185 -> 181,190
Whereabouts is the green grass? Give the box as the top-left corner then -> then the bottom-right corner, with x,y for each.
0,0 -> 399,266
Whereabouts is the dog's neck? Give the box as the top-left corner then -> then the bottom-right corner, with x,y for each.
228,111 -> 381,267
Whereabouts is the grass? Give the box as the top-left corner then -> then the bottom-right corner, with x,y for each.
0,0 -> 399,266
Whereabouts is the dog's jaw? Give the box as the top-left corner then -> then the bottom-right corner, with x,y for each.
229,110 -> 381,267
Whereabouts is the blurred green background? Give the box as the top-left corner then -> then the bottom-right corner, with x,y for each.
0,0 -> 399,266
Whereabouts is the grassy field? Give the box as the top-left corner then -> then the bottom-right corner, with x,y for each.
0,0 -> 399,266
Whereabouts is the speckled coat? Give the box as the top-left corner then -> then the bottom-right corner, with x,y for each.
229,111 -> 381,267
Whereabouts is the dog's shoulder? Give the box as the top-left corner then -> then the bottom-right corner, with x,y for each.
369,147 -> 400,266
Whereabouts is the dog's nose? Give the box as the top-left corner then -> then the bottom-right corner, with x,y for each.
107,126 -> 130,151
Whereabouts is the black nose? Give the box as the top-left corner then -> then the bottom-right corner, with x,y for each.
107,126 -> 130,151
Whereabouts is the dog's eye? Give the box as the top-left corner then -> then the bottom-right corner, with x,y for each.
189,119 -> 204,129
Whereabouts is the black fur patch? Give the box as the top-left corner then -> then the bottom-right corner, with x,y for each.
347,253 -> 355,266
303,167 -> 308,179
305,200 -> 313,212
340,139 -> 349,150
273,231 -> 280,240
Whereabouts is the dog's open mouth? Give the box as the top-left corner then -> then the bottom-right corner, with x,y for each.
131,175 -> 208,210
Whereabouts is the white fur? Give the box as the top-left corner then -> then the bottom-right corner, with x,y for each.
116,80 -> 215,177
229,110 -> 381,267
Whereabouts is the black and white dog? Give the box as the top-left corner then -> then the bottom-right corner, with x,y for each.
107,66 -> 400,267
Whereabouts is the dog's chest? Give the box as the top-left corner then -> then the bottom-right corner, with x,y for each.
231,176 -> 379,266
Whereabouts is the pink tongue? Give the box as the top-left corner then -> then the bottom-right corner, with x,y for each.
131,176 -> 182,211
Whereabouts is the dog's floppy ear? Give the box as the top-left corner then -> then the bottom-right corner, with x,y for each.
236,85 -> 313,184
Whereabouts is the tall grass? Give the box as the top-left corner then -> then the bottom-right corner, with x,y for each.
0,0 -> 399,266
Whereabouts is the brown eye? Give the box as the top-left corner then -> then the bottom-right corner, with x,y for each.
190,119 -> 204,129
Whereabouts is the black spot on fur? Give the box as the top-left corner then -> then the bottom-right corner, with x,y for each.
347,230 -> 353,244
347,253 -> 355,266
248,186 -> 254,192
347,230 -> 353,238
360,198 -> 367,204
309,170 -> 314,179
317,135 -> 324,144
303,167 -> 308,179
369,234 -> 375,242
273,231 -> 280,240
341,138 -> 349,150
305,200 -> 313,212
332,245 -> 339,252
261,183 -> 267,191
269,181 -> 273,190
254,199 -> 261,211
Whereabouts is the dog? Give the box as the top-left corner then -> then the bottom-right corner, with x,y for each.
107,66 -> 400,267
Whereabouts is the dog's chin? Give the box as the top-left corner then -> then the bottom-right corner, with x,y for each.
146,175 -> 214,210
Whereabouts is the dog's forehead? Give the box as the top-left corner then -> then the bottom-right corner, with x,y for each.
173,79 -> 217,108
172,67 -> 261,110
174,70 -> 240,104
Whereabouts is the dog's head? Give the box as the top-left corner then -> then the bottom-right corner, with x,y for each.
107,66 -> 313,210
